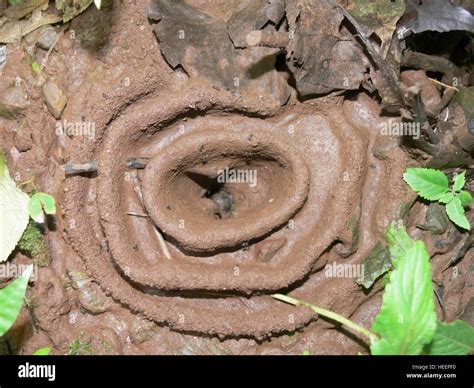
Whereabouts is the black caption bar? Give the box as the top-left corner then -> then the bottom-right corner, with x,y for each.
0,356 -> 472,387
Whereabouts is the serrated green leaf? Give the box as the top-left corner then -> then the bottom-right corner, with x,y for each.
33,347 -> 52,356
446,196 -> 470,230
0,151 -> 30,262
28,193 -> 56,223
438,192 -> 454,204
458,190 -> 473,207
370,240 -> 437,355
452,171 -> 466,192
0,265 -> 32,336
403,168 -> 449,201
423,320 -> 474,355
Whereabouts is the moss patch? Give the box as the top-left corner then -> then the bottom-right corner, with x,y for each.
17,221 -> 50,267
68,333 -> 92,355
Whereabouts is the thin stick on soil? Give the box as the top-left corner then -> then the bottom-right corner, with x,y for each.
126,212 -> 150,218
62,161 -> 97,175
131,171 -> 173,260
63,158 -> 149,175
41,27 -> 67,71
433,287 -> 446,322
272,294 -> 380,343
428,78 -> 459,93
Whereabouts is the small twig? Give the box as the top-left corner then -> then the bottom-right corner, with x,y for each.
63,157 -> 150,175
40,27 -> 67,72
62,161 -> 97,175
131,172 -> 172,260
428,78 -> 459,93
126,157 -> 149,169
433,286 -> 446,322
273,294 -> 380,343
414,94 -> 440,144
238,297 -> 255,312
17,177 -> 37,189
126,212 -> 150,218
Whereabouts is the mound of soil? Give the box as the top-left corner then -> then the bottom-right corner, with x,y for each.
0,0 -> 472,355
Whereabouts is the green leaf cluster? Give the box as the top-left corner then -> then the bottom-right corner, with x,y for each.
403,168 -> 472,230
273,224 -> 474,355
370,225 -> 437,354
0,150 -> 56,341
372,224 -> 474,355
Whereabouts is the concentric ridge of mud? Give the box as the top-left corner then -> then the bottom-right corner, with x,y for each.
141,129 -> 310,253
62,82 -> 373,338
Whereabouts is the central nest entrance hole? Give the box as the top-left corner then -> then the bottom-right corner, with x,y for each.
174,157 -> 285,224
186,171 -> 234,219
142,129 -> 310,252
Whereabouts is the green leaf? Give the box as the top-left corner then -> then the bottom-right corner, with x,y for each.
452,171 -> 466,192
386,222 -> 414,265
424,320 -> 474,355
445,196 -> 470,230
458,190 -> 473,207
403,168 -> 449,201
33,347 -> 52,356
438,192 -> 454,204
28,193 -> 56,223
370,240 -> 437,355
0,265 -> 32,337
0,151 -> 30,262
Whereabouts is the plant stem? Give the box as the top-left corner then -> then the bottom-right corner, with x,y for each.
131,172 -> 173,260
272,294 -> 379,343
428,78 -> 459,92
